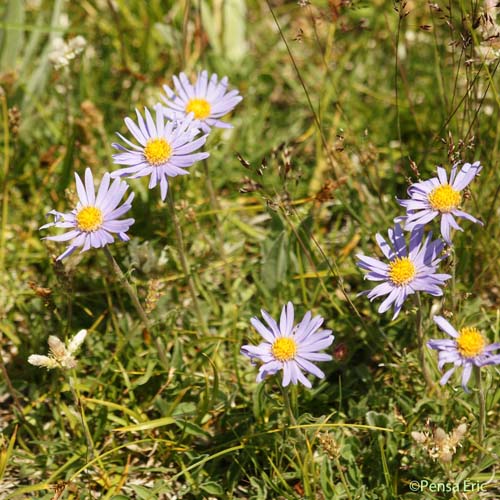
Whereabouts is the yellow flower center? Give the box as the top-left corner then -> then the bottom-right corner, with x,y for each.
428,184 -> 461,213
388,257 -> 416,286
272,337 -> 297,362
144,138 -> 172,166
457,327 -> 485,358
185,98 -> 211,120
76,206 -> 103,232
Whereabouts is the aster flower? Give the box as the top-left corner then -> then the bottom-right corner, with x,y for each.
28,330 -> 87,370
111,105 -> 209,200
397,161 -> 483,244
161,70 -> 242,133
427,316 -> 500,392
356,224 -> 451,319
41,168 -> 134,260
240,302 -> 334,388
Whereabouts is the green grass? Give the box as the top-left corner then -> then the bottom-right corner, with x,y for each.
0,0 -> 499,498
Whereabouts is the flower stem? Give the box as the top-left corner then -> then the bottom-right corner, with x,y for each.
281,385 -> 298,428
450,247 -> 457,314
281,385 -> 313,495
334,456 -> 354,500
166,190 -> 208,335
415,293 -> 434,391
102,246 -> 169,368
0,89 -> 10,275
203,157 -> 220,212
475,366 -> 486,455
202,158 -> 232,288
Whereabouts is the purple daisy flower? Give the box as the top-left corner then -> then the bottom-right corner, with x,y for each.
356,224 -> 451,319
397,161 -> 483,244
161,70 -> 242,133
41,168 -> 134,260
240,302 -> 334,388
111,105 -> 209,200
428,316 -> 500,392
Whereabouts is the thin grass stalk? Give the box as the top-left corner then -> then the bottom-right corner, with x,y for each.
166,190 -> 208,335
102,246 -> 169,368
265,0 -> 339,181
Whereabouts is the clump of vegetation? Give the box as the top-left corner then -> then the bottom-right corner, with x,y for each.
0,1 -> 499,498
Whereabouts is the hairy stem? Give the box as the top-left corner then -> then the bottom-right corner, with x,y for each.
281,385 -> 298,427
334,455 -> 353,500
102,246 -> 169,368
475,366 -> 486,457
166,190 -> 208,335
450,247 -> 457,314
415,293 -> 434,391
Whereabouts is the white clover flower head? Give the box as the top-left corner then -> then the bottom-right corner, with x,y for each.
48,35 -> 87,70
28,330 -> 87,370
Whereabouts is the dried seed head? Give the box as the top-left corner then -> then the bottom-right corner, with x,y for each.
413,422 -> 467,463
434,427 -> 447,443
318,432 -> 341,459
8,106 -> 21,136
145,279 -> 164,314
411,431 -> 428,444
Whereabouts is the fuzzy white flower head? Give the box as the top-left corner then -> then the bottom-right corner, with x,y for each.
28,330 -> 87,370
48,36 -> 87,70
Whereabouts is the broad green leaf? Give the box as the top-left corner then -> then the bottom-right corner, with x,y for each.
261,230 -> 288,290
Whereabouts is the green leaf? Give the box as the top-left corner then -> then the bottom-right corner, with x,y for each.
131,360 -> 156,387
200,481 -> 224,496
365,411 -> 390,429
261,230 -> 288,290
174,419 -> 211,438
